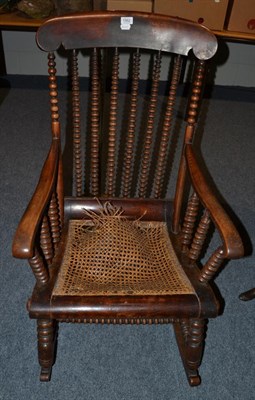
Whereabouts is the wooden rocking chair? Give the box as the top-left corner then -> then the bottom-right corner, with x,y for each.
12,11 -> 244,385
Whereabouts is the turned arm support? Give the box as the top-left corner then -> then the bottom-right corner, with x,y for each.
12,139 -> 60,259
185,144 -> 244,260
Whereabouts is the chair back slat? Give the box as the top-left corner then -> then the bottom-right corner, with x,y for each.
153,54 -> 183,199
172,60 -> 207,233
186,60 -> 206,130
122,49 -> 141,198
105,47 -> 119,196
48,52 -> 59,123
138,50 -> 162,198
71,49 -> 83,197
90,48 -> 101,196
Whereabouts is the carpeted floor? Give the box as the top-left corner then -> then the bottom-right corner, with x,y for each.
0,76 -> 254,400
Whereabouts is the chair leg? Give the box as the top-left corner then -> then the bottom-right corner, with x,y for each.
37,319 -> 58,382
239,287 -> 255,301
174,318 -> 206,386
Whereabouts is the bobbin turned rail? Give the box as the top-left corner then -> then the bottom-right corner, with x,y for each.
12,50 -> 64,289
174,318 -> 206,386
12,139 -> 62,286
180,143 -> 244,284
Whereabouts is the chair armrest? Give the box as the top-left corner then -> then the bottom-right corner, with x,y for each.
12,139 -> 60,259
185,144 -> 244,260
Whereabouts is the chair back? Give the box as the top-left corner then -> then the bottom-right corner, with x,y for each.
36,11 -> 217,200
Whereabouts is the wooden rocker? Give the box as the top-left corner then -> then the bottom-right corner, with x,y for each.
12,11 -> 244,385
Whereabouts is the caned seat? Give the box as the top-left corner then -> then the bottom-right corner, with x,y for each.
12,11 -> 244,386
54,218 -> 195,297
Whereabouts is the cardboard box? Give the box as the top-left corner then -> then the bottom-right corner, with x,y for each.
227,0 -> 255,33
93,0 -> 107,10
107,0 -> 153,13
154,0 -> 229,31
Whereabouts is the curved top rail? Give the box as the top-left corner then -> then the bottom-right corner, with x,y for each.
36,11 -> 217,60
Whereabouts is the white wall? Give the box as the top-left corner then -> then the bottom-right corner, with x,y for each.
2,30 -> 255,87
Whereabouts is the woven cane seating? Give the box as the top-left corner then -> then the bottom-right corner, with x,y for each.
53,208 -> 194,297
12,11 -> 244,386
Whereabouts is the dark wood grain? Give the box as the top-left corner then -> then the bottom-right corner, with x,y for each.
239,287 -> 255,301
105,47 -> 119,196
64,197 -> 172,222
153,55 -> 182,199
71,49 -> 83,197
12,140 -> 60,259
36,11 -> 218,60
90,48 -> 100,196
139,50 -> 161,198
185,144 -> 244,259
122,49 -> 140,197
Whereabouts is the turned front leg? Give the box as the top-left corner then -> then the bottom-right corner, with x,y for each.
174,318 -> 206,386
37,319 -> 57,382
185,319 -> 206,385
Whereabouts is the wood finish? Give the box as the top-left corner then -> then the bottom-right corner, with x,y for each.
71,49 -> 83,197
28,248 -> 49,287
48,192 -> 61,252
90,48 -> 101,196
172,60 -> 207,234
185,144 -> 244,259
0,11 -> 46,28
12,140 -> 59,259
36,11 -> 218,59
239,287 -> 255,301
64,197 -> 172,222
48,52 -> 59,123
40,216 -> 54,266
1,11 -> 255,42
189,210 -> 211,263
1,10 -> 254,77
12,11 -> 244,386
37,319 -> 57,382
122,49 -> 140,197
153,55 -> 182,199
139,50 -> 162,198
181,192 -> 200,251
105,47 -> 119,196
174,318 -> 206,386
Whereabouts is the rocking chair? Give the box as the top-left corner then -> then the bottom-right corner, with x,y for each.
12,11 -> 244,385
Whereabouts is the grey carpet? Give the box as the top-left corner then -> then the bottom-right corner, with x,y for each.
0,77 -> 255,400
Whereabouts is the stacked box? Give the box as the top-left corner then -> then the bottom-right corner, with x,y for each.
154,0 -> 229,30
227,0 -> 255,34
93,0 -> 107,10
107,0 -> 153,13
